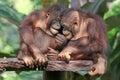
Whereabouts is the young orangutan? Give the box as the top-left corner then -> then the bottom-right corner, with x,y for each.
18,5 -> 69,67
59,8 -> 107,76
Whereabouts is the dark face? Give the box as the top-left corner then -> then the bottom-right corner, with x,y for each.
60,9 -> 80,40
61,9 -> 90,40
34,5 -> 64,36
46,6 -> 72,37
61,9 -> 80,30
45,5 -> 64,28
50,20 -> 61,35
50,18 -> 73,40
47,5 -> 68,36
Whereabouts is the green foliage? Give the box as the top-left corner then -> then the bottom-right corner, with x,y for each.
0,71 -> 42,80
0,0 -> 120,80
104,0 -> 120,30
82,0 -> 105,14
0,72 -> 21,80
0,18 -> 20,57
105,14 -> 120,30
0,4 -> 22,26
0,1 -> 23,56
0,0 -> 12,5
31,0 -> 42,9
104,0 -> 120,80
19,71 -> 42,80
104,0 -> 120,19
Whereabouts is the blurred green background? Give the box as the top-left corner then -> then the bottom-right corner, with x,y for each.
0,0 -> 120,80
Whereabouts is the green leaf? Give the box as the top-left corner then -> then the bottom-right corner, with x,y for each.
0,76 -> 3,80
104,0 -> 120,19
0,4 -> 21,26
82,0 -> 105,13
19,71 -> 42,80
0,18 -> 20,56
1,71 -> 21,80
105,14 -> 120,31
110,51 -> 120,69
108,28 -> 120,47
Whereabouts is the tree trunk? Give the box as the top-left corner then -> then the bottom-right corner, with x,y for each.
43,71 -> 67,80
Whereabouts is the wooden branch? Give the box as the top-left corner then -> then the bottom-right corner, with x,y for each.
0,54 -> 93,71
